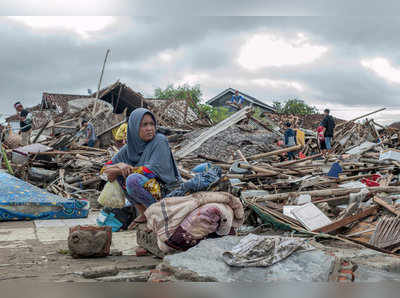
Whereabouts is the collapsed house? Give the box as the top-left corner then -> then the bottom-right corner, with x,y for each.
207,88 -> 275,113
3,83 -> 400,282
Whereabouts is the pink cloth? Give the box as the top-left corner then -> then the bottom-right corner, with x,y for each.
317,126 -> 325,141
180,204 -> 222,239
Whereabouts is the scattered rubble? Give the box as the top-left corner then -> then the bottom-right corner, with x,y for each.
2,82 -> 400,282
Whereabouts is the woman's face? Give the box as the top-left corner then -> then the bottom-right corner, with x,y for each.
139,114 -> 156,142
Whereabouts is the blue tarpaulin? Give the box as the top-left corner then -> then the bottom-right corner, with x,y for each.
0,172 -> 89,221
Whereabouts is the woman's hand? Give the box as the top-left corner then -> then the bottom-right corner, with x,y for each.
116,163 -> 136,178
103,166 -> 121,182
102,163 -> 136,182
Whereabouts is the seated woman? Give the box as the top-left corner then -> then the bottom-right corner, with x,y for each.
102,108 -> 181,229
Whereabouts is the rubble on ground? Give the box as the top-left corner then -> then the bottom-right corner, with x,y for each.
2,83 -> 400,282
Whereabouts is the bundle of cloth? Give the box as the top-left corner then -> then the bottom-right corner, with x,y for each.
222,234 -> 314,267
145,192 -> 244,253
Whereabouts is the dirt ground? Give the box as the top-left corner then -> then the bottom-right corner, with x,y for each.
0,216 -> 161,282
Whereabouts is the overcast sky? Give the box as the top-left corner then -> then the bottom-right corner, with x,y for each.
1,3 -> 400,124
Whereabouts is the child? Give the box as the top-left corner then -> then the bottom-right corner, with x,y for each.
284,122 -> 297,160
317,125 -> 326,153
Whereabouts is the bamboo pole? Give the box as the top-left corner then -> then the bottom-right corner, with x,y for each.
32,120 -> 51,143
254,186 -> 400,202
236,162 -> 293,179
336,108 -> 386,129
92,49 -> 111,116
317,174 -> 376,185
246,145 -> 301,161
237,163 -> 277,176
273,153 -> 323,167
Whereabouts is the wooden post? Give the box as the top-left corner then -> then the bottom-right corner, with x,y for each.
336,108 -> 386,129
92,49 -> 111,116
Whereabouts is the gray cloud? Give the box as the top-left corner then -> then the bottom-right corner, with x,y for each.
1,16 -> 400,125
3,1 -> 400,16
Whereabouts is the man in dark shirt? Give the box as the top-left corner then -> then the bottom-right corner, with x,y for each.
14,101 -> 32,146
320,108 -> 335,153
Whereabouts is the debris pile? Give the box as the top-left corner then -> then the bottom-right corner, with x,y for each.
1,97 -> 124,209
169,105 -> 400,256
2,82 -> 400,281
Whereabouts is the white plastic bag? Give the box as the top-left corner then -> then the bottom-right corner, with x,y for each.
97,181 -> 125,208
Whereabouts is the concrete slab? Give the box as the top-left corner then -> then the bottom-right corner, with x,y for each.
35,212 -> 98,243
0,228 -> 36,242
36,227 -> 68,242
0,240 -> 32,250
0,221 -> 34,229
34,212 -> 97,228
164,236 -> 335,282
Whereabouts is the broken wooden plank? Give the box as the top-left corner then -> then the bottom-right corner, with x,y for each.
373,197 -> 400,216
313,206 -> 378,233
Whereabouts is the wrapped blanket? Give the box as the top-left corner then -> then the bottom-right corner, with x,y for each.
145,192 -> 244,253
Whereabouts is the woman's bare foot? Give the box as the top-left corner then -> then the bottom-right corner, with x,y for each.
127,214 -> 147,230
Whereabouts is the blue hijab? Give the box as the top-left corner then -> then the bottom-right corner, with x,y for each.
112,108 -> 181,187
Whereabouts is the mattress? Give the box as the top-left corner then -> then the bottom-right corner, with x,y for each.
0,172 -> 89,221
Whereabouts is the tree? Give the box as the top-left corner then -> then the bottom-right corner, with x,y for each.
273,98 -> 318,115
199,104 -> 232,123
154,84 -> 202,104
272,101 -> 283,113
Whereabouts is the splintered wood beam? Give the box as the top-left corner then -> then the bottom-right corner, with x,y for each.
313,206 -> 378,233
373,197 -> 400,216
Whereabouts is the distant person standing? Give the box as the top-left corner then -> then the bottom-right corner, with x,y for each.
284,122 -> 297,160
230,90 -> 244,108
320,109 -> 335,153
14,101 -> 32,146
114,116 -> 129,148
81,120 -> 97,147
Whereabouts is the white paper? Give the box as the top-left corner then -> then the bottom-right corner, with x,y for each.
291,203 -> 332,231
283,206 -> 302,219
